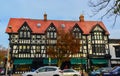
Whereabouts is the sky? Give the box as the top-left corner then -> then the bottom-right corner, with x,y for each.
0,0 -> 120,48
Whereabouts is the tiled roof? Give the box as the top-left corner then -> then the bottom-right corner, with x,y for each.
6,18 -> 109,35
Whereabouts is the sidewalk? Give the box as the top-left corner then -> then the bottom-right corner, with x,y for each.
13,74 -> 21,76
83,72 -> 88,76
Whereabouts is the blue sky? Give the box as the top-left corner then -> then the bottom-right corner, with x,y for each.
0,0 -> 120,48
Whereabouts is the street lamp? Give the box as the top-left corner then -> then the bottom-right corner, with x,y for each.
81,55 -> 84,76
5,25 -> 13,75
5,48 -> 10,76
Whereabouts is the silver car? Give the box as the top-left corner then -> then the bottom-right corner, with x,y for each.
63,69 -> 81,76
22,66 -> 63,76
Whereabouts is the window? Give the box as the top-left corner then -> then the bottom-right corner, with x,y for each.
38,68 -> 46,72
19,45 -> 30,53
47,68 -> 56,71
91,26 -> 105,55
19,31 -> 31,39
46,24 -> 57,39
19,23 -> 31,39
115,46 -> 120,57
72,26 -> 82,39
92,44 -> 105,54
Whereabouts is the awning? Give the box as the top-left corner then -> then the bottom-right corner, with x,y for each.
43,58 -> 57,64
70,58 -> 87,64
91,59 -> 108,64
14,59 -> 33,65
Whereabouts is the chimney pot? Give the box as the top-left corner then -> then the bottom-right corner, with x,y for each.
79,14 -> 84,22
44,13 -> 47,21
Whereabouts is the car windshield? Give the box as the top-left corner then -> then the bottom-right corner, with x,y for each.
35,67 -> 46,72
112,66 -> 119,70
95,67 -> 112,72
111,66 -> 120,72
35,66 -> 58,73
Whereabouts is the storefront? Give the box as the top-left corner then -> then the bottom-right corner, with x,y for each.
90,58 -> 108,70
70,58 -> 87,71
13,58 -> 33,73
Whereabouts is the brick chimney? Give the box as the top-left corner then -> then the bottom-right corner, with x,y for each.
79,14 -> 84,22
44,13 -> 47,21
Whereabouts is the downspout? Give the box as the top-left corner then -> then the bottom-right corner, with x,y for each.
86,35 -> 90,72
108,35 -> 111,67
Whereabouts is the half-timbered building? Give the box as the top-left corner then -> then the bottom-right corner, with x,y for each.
6,14 -> 110,73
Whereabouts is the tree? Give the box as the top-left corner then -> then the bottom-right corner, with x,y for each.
0,46 -> 7,61
46,28 -> 80,67
0,47 -> 7,67
89,0 -> 120,25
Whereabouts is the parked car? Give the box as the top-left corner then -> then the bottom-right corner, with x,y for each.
63,69 -> 81,76
89,67 -> 112,76
0,67 -> 5,75
103,66 -> 120,76
21,66 -> 63,76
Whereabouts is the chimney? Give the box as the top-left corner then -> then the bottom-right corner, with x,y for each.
79,14 -> 84,22
44,13 -> 47,21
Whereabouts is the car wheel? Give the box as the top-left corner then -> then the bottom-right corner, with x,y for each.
73,74 -> 78,76
27,75 -> 33,76
53,75 -> 59,76
96,74 -> 100,76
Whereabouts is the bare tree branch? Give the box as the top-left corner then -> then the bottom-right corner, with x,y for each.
89,0 -> 120,26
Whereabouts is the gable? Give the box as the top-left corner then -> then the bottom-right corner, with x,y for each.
72,23 -> 83,33
93,25 -> 103,31
91,24 -> 105,33
45,23 -> 57,32
18,22 -> 32,32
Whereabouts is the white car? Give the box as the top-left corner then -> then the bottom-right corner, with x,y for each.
63,69 -> 81,76
21,66 -> 63,76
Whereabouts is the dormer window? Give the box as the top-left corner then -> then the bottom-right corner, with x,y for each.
19,22 -> 31,39
72,25 -> 82,39
46,23 -> 57,39
19,30 -> 31,39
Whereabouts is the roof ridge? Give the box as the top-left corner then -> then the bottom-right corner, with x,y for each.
10,18 -> 102,22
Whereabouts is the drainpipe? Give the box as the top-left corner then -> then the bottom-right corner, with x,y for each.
107,37 -> 111,67
86,35 -> 90,72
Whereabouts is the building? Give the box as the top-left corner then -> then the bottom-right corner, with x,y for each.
6,14 -> 110,73
109,39 -> 120,67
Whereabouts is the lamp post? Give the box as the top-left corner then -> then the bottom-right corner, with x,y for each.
5,48 -> 10,76
81,56 -> 84,76
5,25 -> 12,75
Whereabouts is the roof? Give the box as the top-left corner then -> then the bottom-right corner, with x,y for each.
109,39 -> 120,43
6,18 -> 109,35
